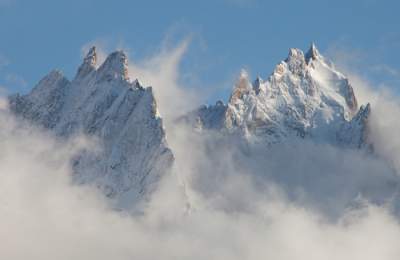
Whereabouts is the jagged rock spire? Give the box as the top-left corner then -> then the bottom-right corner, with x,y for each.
285,48 -> 306,75
75,46 -> 97,80
253,76 -> 263,94
97,50 -> 129,82
337,103 -> 371,148
229,70 -> 252,103
84,46 -> 97,66
343,79 -> 358,113
286,48 -> 305,61
305,42 -> 321,63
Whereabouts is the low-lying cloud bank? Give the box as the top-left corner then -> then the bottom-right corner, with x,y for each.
1,106 -> 400,260
2,42 -> 400,259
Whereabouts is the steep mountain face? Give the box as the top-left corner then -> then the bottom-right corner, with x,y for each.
186,44 -> 370,148
9,47 -> 173,209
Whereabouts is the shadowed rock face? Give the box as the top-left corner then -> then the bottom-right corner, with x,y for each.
186,44 -> 370,148
9,47 -> 174,210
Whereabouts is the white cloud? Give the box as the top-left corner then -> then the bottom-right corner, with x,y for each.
327,47 -> 400,174
1,104 -> 400,260
81,38 -> 203,128
127,38 -> 201,125
371,64 -> 400,78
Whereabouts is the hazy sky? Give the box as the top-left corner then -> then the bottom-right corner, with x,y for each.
0,0 -> 399,101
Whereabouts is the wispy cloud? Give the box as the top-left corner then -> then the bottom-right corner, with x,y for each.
370,64 -> 400,78
1,94 -> 400,259
82,36 -> 203,126
326,43 -> 400,89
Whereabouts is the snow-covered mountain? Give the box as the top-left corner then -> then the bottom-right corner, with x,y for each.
9,47 -> 173,209
185,44 -> 370,148
8,43 -> 373,210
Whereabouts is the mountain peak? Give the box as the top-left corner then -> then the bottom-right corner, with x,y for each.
229,69 -> 252,104
75,46 -> 97,80
85,46 -> 97,65
97,50 -> 129,82
253,76 -> 263,94
286,48 -> 305,61
285,48 -> 306,75
305,42 -> 321,63
188,44 -> 370,148
47,69 -> 65,80
9,49 -> 173,209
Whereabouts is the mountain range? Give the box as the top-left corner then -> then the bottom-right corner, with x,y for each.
8,44 -> 373,210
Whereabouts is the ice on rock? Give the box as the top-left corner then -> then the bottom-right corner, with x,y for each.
9,48 -> 173,210
187,43 -> 370,148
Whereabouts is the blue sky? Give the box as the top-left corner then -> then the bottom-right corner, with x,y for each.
0,0 -> 399,101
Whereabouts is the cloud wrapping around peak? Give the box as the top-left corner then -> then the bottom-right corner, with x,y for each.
80,38 -> 201,126
1,104 -> 400,260
2,41 -> 400,259
0,104 -> 400,260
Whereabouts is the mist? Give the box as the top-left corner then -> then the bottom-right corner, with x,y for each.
2,41 -> 400,259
